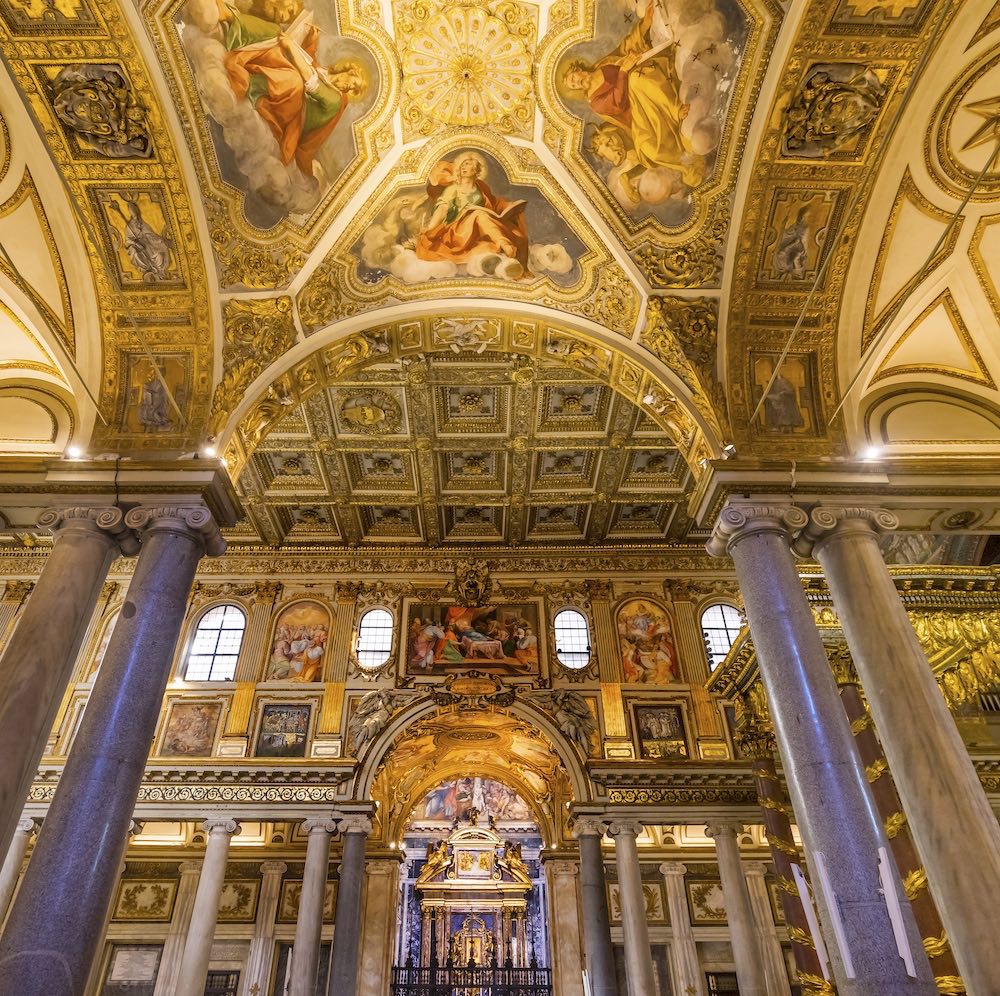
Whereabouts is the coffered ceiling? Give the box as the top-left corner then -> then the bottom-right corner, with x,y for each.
233,351 -> 691,546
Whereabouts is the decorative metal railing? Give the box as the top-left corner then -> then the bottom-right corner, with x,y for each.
390,956 -> 552,996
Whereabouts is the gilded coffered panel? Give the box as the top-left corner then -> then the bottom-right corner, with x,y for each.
0,0 -> 215,450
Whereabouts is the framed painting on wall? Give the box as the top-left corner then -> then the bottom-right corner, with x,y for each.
403,601 -> 542,677
158,700 -> 223,757
264,599 -> 331,682
687,878 -> 727,924
617,598 -> 680,683
111,880 -> 178,922
633,703 -> 689,759
254,703 -> 311,758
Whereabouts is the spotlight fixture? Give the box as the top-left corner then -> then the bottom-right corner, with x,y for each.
721,442 -> 737,458
201,445 -> 218,458
862,446 -> 882,461
65,445 -> 83,459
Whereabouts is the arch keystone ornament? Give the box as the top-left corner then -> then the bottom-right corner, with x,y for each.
797,505 -> 1000,996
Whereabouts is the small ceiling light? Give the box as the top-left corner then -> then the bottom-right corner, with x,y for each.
201,445 -> 217,458
66,445 -> 83,459
721,442 -> 737,458
863,445 -> 882,461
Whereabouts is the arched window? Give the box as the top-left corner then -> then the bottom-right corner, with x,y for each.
701,602 -> 743,671
184,604 -> 246,681
357,608 -> 394,669
554,608 -> 591,669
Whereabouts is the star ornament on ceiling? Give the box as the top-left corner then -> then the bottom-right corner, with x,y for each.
961,95 -> 1000,153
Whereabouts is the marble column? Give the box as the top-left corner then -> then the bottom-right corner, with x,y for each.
801,507 -> 1000,996
359,856 -> 402,996
608,821 -> 656,996
0,817 -> 34,923
743,862 -> 793,996
0,507 -> 136,857
244,859 -> 288,996
328,815 -> 372,996
291,819 -> 337,996
174,818 -> 241,996
705,823 -> 767,996
152,860 -> 204,996
572,819 -> 618,996
660,863 -> 705,996
0,505 -> 224,996
543,857 -> 585,996
708,504 -> 935,995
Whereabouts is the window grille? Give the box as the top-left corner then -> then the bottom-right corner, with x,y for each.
184,604 -> 246,681
357,608 -> 394,668
554,608 -> 591,669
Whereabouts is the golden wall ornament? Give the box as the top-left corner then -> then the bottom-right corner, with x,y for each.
454,559 -> 492,606
211,298 -> 297,429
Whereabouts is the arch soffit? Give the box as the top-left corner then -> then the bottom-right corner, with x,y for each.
351,696 -> 592,809
217,302 -> 724,481
836,5 -> 1000,451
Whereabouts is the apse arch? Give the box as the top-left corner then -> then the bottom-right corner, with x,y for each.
216,300 -> 724,479
351,695 -> 592,811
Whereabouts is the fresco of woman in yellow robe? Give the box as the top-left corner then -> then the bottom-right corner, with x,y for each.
560,3 -> 704,188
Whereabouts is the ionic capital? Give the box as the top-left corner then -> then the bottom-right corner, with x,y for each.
302,818 -> 339,836
706,503 -> 808,559
571,817 -> 608,840
607,820 -> 644,840
37,506 -> 140,556
15,817 -> 36,835
337,815 -> 373,836
202,817 -> 240,836
260,860 -> 288,876
793,506 -> 898,558
704,820 -> 744,841
659,861 -> 686,877
179,860 -> 203,875
743,861 -> 768,878
124,505 -> 226,557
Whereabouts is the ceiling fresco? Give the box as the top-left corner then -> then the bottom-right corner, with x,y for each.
1,0 -> 998,535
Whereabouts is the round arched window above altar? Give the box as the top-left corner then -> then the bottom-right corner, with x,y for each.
554,608 -> 591,670
357,608 -> 394,669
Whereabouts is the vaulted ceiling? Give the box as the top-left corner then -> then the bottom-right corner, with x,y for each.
0,0 -> 998,547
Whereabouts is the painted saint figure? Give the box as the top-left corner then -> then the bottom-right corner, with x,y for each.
763,372 -> 805,432
138,371 -> 173,431
560,3 -> 705,189
406,154 -> 530,277
111,199 -> 173,281
216,3 -> 367,177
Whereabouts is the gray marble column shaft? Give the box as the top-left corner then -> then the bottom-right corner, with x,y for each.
327,816 -> 371,996
291,819 -> 336,996
174,819 -> 240,996
0,506 -> 223,996
743,862 -> 792,996
0,508 -> 135,857
576,832 -> 617,996
705,823 -> 767,996
0,817 -> 34,924
152,860 -> 203,996
574,821 -> 618,996
244,859 -> 288,995
659,863 -> 704,996
804,507 -> 1000,996
708,505 -> 935,995
608,821 -> 656,996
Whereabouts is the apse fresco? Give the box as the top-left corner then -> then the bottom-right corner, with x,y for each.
617,598 -> 679,683
177,0 -> 380,227
412,778 -> 534,823
355,148 -> 586,285
556,0 -> 748,225
405,602 -> 540,676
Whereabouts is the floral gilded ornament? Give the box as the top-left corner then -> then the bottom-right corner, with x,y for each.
398,0 -> 535,138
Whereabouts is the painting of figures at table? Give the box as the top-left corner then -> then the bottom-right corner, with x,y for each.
618,598 -> 679,683
265,600 -> 330,681
635,704 -> 688,758
159,701 -> 222,756
356,148 -> 585,285
254,703 -> 311,757
412,778 -> 534,823
556,0 -> 748,224
177,0 -> 380,227
405,602 -> 541,676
